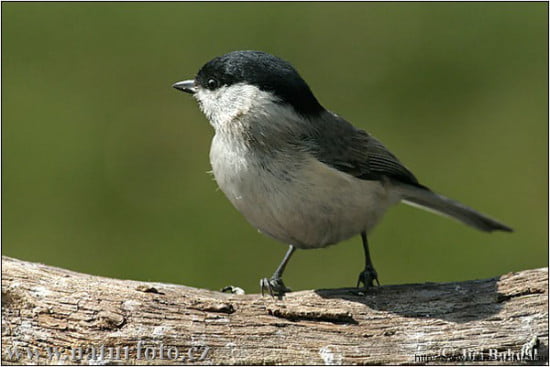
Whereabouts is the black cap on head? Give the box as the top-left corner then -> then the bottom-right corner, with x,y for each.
195,51 -> 324,117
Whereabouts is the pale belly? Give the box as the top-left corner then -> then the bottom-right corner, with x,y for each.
210,137 -> 400,249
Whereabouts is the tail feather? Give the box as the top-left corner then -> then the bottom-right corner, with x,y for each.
396,184 -> 513,233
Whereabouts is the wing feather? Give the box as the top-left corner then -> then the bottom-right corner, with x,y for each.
304,113 -> 423,187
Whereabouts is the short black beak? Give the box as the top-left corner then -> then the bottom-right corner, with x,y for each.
172,80 -> 197,94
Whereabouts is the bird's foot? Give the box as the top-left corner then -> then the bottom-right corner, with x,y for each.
357,265 -> 380,288
260,277 -> 291,299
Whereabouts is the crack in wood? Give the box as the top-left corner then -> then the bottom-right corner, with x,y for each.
189,301 -> 236,314
267,305 -> 357,324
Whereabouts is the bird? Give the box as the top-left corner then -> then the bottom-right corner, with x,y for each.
172,50 -> 513,297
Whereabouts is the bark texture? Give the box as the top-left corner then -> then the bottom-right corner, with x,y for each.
1,256 -> 548,365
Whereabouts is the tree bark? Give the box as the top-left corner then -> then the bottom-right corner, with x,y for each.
1,256 -> 548,365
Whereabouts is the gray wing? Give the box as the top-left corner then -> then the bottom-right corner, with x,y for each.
303,113 -> 423,187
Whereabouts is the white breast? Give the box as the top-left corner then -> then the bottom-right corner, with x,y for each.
209,134 -> 400,249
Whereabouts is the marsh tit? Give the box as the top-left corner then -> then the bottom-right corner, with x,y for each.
173,50 -> 512,297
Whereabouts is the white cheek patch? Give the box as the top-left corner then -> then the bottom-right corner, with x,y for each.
195,84 -> 277,128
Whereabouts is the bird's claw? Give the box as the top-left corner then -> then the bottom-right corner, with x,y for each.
260,277 -> 291,299
357,266 -> 380,288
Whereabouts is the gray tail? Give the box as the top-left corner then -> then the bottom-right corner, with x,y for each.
396,184 -> 513,233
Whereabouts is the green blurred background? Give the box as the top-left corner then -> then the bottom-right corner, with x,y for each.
2,3 -> 547,293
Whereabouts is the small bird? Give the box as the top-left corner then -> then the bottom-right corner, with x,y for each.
173,50 -> 512,297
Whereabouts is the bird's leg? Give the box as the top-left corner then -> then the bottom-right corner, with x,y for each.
260,245 -> 295,298
357,231 -> 380,288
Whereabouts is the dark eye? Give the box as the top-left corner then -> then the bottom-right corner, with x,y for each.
207,78 -> 219,90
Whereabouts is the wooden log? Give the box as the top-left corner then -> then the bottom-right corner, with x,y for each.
1,256 -> 548,365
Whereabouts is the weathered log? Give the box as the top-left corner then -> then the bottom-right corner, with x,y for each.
1,256 -> 548,365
